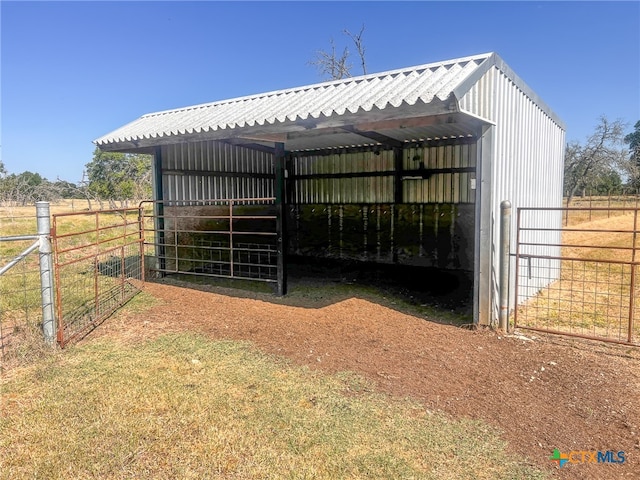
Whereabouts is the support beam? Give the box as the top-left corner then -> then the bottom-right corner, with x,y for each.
474,126 -> 494,326
394,147 -> 404,204
291,166 -> 476,181
274,142 -> 288,296
153,147 -> 166,274
163,169 -> 274,180
354,112 -> 464,132
220,138 -> 280,155
339,125 -> 404,149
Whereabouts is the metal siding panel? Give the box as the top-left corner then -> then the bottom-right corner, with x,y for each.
291,149 -> 399,204
489,69 -> 565,322
160,140 -> 277,203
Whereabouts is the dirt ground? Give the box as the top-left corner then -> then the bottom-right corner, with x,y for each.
87,266 -> 640,480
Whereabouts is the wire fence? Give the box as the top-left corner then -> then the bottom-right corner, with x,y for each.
0,208 -> 47,364
515,206 -> 639,346
4,198 -> 640,362
563,193 -> 640,225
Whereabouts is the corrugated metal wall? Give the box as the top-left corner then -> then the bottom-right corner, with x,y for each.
291,143 -> 476,204
159,139 -> 477,271
287,203 -> 475,270
401,142 -> 477,204
161,141 -> 274,202
459,65 -> 566,319
162,140 -> 478,206
287,144 -> 476,269
291,150 -> 394,204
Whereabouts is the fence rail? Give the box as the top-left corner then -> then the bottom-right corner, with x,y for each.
563,194 -> 640,225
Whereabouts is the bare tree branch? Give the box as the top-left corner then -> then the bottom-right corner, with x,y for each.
344,25 -> 366,75
309,25 -> 367,80
309,37 -> 351,80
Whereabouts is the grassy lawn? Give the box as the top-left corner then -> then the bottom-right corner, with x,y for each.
1,332 -> 545,480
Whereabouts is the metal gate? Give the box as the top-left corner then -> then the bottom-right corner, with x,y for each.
52,207 -> 144,347
139,198 -> 279,284
514,206 -> 639,346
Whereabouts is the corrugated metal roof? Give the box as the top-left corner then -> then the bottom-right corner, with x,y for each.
95,53 -> 497,150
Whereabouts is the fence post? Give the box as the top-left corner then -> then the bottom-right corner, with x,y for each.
36,201 -> 56,345
274,142 -> 288,296
499,200 -> 512,331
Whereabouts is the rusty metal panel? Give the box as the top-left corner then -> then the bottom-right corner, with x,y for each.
51,208 -> 144,347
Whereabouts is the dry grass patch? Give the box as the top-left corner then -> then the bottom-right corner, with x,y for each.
1,332 -> 546,479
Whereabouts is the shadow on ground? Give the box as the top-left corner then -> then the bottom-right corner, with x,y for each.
148,256 -> 474,325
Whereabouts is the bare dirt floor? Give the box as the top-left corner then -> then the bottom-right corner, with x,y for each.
87,263 -> 640,480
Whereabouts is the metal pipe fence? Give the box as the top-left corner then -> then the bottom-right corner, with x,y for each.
563,193 -> 640,225
51,207 -> 144,347
514,206 -> 639,346
139,198 -> 278,284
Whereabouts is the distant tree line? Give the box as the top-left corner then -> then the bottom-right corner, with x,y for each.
0,167 -> 80,206
0,148 -> 152,208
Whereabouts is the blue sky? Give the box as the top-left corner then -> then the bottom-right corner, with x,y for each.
1,1 -> 639,183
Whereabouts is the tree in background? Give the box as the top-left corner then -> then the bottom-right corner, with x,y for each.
85,148 -> 152,208
592,170 -> 623,195
309,25 -> 367,80
0,170 -> 65,206
0,150 -> 152,208
623,120 -> 640,189
563,116 -> 628,205
52,179 -> 84,199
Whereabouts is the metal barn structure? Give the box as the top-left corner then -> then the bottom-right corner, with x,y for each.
95,52 -> 565,326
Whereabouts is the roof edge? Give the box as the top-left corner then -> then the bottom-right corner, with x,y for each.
139,52 -> 496,119
452,53 -> 566,130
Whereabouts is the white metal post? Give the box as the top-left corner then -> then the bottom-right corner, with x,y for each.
499,200 -> 512,331
36,201 -> 56,344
